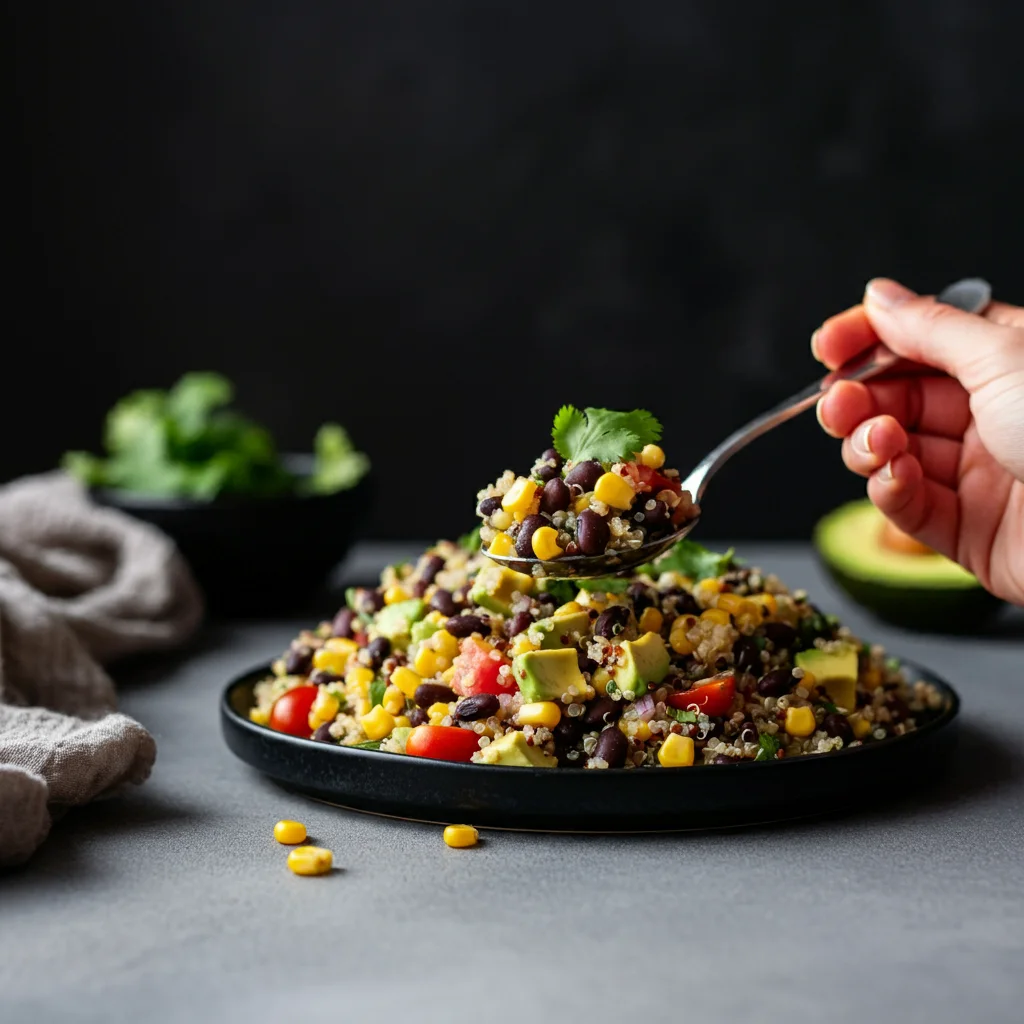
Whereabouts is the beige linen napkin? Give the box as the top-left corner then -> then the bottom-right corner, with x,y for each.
0,473 -> 203,866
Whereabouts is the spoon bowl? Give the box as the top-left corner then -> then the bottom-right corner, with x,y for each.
482,278 -> 992,581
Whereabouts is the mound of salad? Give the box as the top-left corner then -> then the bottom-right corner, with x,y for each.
62,372 -> 369,500
248,537 -> 947,769
474,406 -> 698,562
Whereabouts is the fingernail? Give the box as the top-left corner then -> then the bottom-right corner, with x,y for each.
865,278 -> 917,309
810,328 -> 823,362
877,459 -> 895,483
851,421 -> 874,456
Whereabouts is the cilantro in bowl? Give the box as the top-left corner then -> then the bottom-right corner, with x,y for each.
62,372 -> 369,500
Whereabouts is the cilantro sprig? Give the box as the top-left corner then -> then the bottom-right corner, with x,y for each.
637,539 -> 736,580
551,406 -> 662,465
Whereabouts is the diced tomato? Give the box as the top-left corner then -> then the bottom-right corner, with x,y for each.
622,463 -> 682,496
353,630 -> 369,647
666,673 -> 736,717
405,725 -> 481,762
269,685 -> 319,737
450,637 -> 516,697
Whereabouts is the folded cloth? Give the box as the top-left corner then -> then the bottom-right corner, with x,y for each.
0,473 -> 203,866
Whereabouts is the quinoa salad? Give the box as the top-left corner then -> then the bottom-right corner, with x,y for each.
248,537 -> 948,769
475,406 -> 699,562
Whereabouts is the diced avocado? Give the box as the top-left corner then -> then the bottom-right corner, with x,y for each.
387,726 -> 413,753
613,632 -> 670,698
469,564 -> 534,616
534,610 -> 592,650
476,729 -> 558,768
411,619 -> 440,644
512,648 -> 587,703
375,599 -> 425,647
795,643 -> 858,711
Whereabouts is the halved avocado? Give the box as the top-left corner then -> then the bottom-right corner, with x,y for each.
814,500 -> 1001,632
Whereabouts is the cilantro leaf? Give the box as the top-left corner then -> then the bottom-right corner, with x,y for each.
820,700 -> 840,714
577,577 -> 630,593
754,733 -> 782,762
369,678 -> 387,709
166,372 -> 234,442
637,539 -> 736,580
668,708 -> 697,724
349,739 -> 383,750
458,526 -> 482,552
551,406 -> 662,464
538,579 -> 577,606
305,423 -> 370,495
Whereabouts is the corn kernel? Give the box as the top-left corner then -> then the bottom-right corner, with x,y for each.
491,509 -> 515,531
382,685 -> 406,716
701,608 -> 732,626
863,667 -> 883,690
324,637 -> 359,656
488,532 -> 515,556
287,846 -> 333,876
393,715 -> 411,730
554,601 -> 583,616
360,705 -> 396,741
697,578 -> 723,594
390,666 -> 422,699
249,706 -> 271,726
576,589 -> 608,611
312,648 -> 352,676
591,668 -> 612,694
669,630 -> 695,656
517,701 -> 562,728
716,593 -> 745,615
593,472 -> 635,509
851,715 -> 872,739
384,584 -> 411,606
785,705 -> 817,737
273,819 -> 307,845
658,733 -> 695,767
414,646 -> 442,677
531,526 -> 564,561
638,607 -> 663,634
501,476 -> 539,514
308,689 -> 340,730
750,592 -> 778,617
431,629 -> 461,660
425,610 -> 447,625
639,444 -> 666,469
634,720 -> 652,742
435,654 -> 452,672
428,701 -> 451,726
443,824 -> 479,849
573,492 -> 593,513
510,635 -> 539,657
441,666 -> 456,684
346,663 -> 375,691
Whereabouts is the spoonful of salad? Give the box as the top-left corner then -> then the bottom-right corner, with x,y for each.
479,277 -> 991,579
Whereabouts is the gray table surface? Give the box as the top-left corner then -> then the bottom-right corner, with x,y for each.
3,543 -> 1023,1024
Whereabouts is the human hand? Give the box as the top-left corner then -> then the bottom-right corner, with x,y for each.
813,278 -> 1024,607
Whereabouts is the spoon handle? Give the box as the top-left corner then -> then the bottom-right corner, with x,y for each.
679,278 -> 992,502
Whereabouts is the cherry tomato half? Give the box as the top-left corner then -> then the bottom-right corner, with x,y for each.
269,685 -> 319,737
405,725 -> 482,762
666,673 -> 736,717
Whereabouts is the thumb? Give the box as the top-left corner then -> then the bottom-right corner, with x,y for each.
863,278 -> 1023,395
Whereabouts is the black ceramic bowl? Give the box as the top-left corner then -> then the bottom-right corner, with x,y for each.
93,455 -> 371,616
221,659 -> 960,832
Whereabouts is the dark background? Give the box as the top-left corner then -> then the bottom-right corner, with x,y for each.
7,1 -> 1023,541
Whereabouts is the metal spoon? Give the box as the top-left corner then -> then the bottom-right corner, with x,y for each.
486,278 -> 992,579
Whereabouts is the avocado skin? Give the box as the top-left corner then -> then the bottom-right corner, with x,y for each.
817,560 -> 1002,633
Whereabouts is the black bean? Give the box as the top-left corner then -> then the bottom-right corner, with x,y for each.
515,514 -> 549,559
553,716 -> 585,752
312,723 -> 336,743
632,498 -> 670,530
663,588 -> 700,616
506,610 -> 533,638
757,668 -> 797,697
713,754 -> 739,764
285,646 -> 313,676
583,697 -> 622,727
739,721 -> 758,744
576,509 -> 610,556
539,477 -> 571,515
413,683 -> 457,708
885,694 -> 910,723
410,579 -> 428,597
594,605 -> 630,639
357,588 -> 385,614
419,553 -> 445,584
734,636 -> 762,674
454,693 -> 500,721
823,713 -> 854,743
564,460 -> 604,492
407,707 -> 428,726
577,649 -> 598,674
331,608 -> 357,638
536,448 -> 563,483
430,589 -> 458,617
594,726 -> 628,768
364,636 -> 391,670
453,583 -> 473,607
762,622 -> 798,649
445,614 -> 490,638
626,581 -> 657,614
477,496 -> 502,517
308,669 -> 342,686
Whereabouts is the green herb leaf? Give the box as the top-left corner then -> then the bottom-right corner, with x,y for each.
538,580 -> 578,606
637,539 -> 736,580
166,372 -> 234,442
551,406 -> 662,464
754,733 -> 782,762
577,577 -> 630,593
305,423 -> 370,495
369,678 -> 387,709
349,739 -> 382,750
458,525 -> 482,552
820,700 -> 840,714
668,708 -> 697,724
885,657 -> 902,672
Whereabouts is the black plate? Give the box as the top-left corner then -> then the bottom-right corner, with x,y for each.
221,660 -> 960,832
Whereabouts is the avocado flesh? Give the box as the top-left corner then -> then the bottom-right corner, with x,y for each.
534,610 -> 592,650
814,500 -> 1000,632
470,565 -> 534,615
512,648 -> 587,703
375,599 -> 425,647
477,729 -> 558,767
612,632 -> 670,698
795,644 -> 858,710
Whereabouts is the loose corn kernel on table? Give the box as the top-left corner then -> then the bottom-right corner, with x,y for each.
2,543 -> 1022,1024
